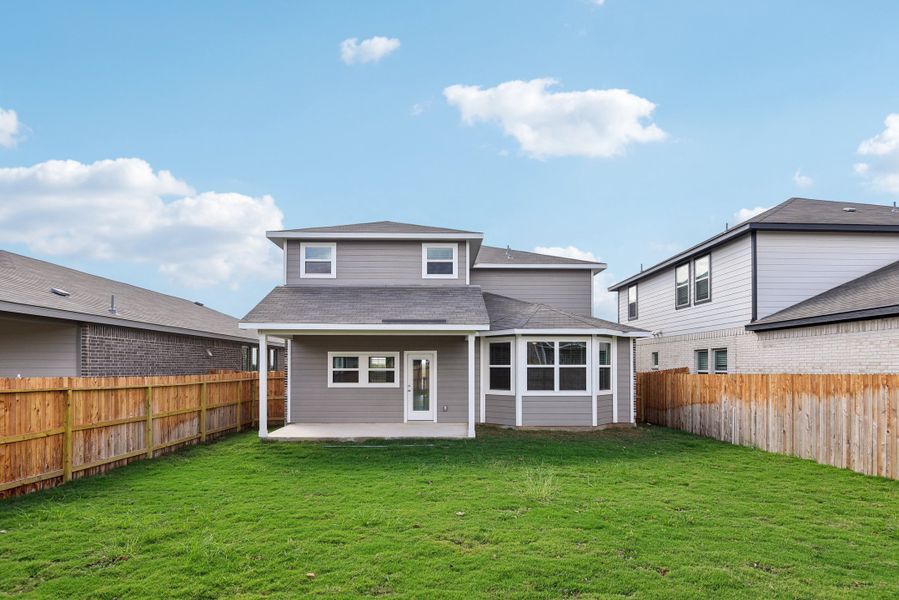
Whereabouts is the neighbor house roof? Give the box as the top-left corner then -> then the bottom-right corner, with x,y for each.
474,245 -> 606,269
241,285 -> 490,330
482,293 -> 648,336
746,259 -> 899,331
609,197 -> 899,291
0,250 -> 257,343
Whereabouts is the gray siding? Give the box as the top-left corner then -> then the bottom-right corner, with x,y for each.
522,396 -> 592,426
289,335 -> 472,423
755,231 -> 899,319
286,240 -> 467,286
618,234 -> 752,336
485,394 -> 515,425
616,337 -> 633,423
0,314 -> 78,377
597,393 -> 613,425
471,269 -> 593,316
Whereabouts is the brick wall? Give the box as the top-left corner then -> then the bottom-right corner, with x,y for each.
636,316 -> 899,374
78,323 -> 282,376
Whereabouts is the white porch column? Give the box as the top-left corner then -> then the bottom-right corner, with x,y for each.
611,338 -> 618,424
515,335 -> 525,427
630,338 -> 636,423
467,334 -> 476,438
479,336 -> 487,424
591,335 -> 598,427
258,333 -> 268,438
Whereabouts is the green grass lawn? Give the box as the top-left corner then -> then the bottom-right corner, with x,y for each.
1,426 -> 897,599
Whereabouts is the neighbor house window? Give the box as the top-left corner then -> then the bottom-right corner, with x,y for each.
328,352 -> 399,388
268,348 -> 277,370
422,243 -> 457,278
597,342 -> 612,391
695,349 -> 709,374
651,352 -> 659,371
713,348 -> 727,374
300,242 -> 336,278
526,340 -> 588,393
675,263 -> 690,308
488,340 -> 513,393
627,285 -> 638,320
694,254 -> 711,303
250,347 -> 259,371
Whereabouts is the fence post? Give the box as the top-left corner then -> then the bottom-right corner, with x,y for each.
145,386 -> 154,459
63,387 -> 73,483
236,381 -> 243,433
200,381 -> 208,443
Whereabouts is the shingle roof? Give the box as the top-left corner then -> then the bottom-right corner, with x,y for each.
483,293 -> 646,334
0,250 -> 256,342
475,245 -> 605,267
746,259 -> 899,331
268,221 -> 482,235
242,285 -> 490,326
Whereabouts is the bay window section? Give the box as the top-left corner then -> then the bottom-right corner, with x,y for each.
488,340 -> 513,392
526,340 -> 588,393
597,342 -> 612,391
328,352 -> 399,387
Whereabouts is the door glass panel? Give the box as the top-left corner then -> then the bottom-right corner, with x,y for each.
413,358 -> 430,411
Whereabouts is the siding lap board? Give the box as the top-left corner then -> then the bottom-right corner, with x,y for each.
471,269 -> 593,316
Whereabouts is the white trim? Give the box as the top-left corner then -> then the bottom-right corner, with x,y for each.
596,338 -> 613,393
611,339 -> 618,423
514,335 -> 524,426
282,239 -> 288,284
478,336 -> 487,423
522,338 -> 591,396
591,335 -> 598,427
241,323 -> 489,332
258,333 -> 268,438
327,351 -> 400,388
405,351 -> 437,421
467,334 -> 475,438
590,271 -> 596,317
422,242 -> 458,279
473,263 -> 605,270
485,337 -> 515,395
482,328 -> 651,338
629,338 -> 636,423
286,337 -> 292,424
299,242 -> 337,279
269,231 -> 483,241
465,240 -> 470,285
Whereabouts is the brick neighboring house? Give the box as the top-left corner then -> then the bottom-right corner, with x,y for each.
0,250 -> 283,377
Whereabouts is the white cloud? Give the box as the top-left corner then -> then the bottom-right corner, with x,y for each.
734,206 -> 770,223
0,158 -> 284,289
340,36 -> 401,65
0,107 -> 24,148
410,102 -> 426,117
444,78 -> 666,159
533,245 -> 616,319
793,169 -> 813,188
854,114 -> 899,194
592,0 -> 606,5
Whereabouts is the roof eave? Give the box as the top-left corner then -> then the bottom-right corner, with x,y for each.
745,305 -> 899,331
266,231 -> 484,242
239,322 -> 490,334
474,263 -> 606,270
482,327 -> 651,337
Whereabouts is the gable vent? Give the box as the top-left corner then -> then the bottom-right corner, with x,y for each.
50,287 -> 71,297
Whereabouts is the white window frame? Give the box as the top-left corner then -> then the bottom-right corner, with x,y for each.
327,351 -> 400,388
487,337 -> 515,395
421,243 -> 458,279
300,242 -> 337,279
712,348 -> 728,374
627,285 -> 638,320
675,262 -> 691,309
694,254 -> 711,304
524,338 -> 591,396
695,349 -> 709,375
597,339 -> 612,392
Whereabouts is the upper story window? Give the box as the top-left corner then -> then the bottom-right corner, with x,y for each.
675,263 -> 690,308
526,340 -> 588,393
300,242 -> 336,278
422,243 -> 457,279
627,285 -> 638,320
694,254 -> 711,304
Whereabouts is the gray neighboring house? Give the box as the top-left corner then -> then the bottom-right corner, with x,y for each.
240,221 -> 648,439
610,197 -> 899,375
0,250 -> 281,377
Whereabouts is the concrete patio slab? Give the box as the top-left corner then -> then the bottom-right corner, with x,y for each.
266,422 -> 469,441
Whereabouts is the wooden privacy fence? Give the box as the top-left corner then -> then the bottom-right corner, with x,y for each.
0,371 -> 285,498
638,370 -> 899,479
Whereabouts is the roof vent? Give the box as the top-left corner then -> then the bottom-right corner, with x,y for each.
108,294 -> 118,315
505,245 -> 513,260
194,301 -> 204,307
892,201 -> 898,214
842,207 -> 857,212
50,287 -> 71,297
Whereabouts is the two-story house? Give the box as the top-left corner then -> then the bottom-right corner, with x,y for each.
610,197 -> 899,375
240,221 -> 648,439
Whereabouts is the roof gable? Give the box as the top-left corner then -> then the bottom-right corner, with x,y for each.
475,245 -> 605,268
269,220 -> 482,236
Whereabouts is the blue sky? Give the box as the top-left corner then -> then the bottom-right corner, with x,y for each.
2,1 -> 899,320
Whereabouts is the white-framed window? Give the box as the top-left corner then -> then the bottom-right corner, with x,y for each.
300,242 -> 336,278
250,347 -> 259,371
713,348 -> 727,374
526,339 -> 589,394
695,349 -> 709,374
627,285 -> 638,320
268,348 -> 277,370
597,341 -> 612,391
675,263 -> 690,308
422,243 -> 457,279
651,351 -> 659,371
694,254 -> 711,304
327,352 -> 399,388
487,339 -> 514,394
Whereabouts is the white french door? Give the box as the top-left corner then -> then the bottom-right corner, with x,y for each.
405,351 -> 436,421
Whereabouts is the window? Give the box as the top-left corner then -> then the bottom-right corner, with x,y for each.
694,254 -> 711,303
627,285 -> 638,320
328,352 -> 399,387
598,342 -> 612,391
300,242 -> 336,278
250,347 -> 259,371
488,341 -> 513,392
526,340 -> 588,393
651,352 -> 659,371
695,349 -> 709,374
675,263 -> 690,308
713,348 -> 727,374
422,243 -> 457,278
268,348 -> 277,370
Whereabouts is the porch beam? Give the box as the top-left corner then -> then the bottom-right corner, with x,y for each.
258,333 -> 268,438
